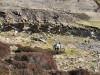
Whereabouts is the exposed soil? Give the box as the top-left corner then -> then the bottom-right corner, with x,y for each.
0,42 -> 10,58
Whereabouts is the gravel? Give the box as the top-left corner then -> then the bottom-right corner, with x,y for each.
75,40 -> 100,52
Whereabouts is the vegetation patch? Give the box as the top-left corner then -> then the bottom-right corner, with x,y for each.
96,0 -> 100,6
48,38 -> 55,44
77,20 -> 100,28
64,47 -> 81,56
73,13 -> 90,20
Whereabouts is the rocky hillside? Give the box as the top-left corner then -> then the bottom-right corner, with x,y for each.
0,8 -> 100,41
0,8 -> 76,24
0,0 -> 99,12
0,0 -> 100,20
0,0 -> 100,74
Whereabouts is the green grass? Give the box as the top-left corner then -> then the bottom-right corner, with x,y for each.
48,38 -> 55,44
64,47 -> 82,56
36,43 -> 53,50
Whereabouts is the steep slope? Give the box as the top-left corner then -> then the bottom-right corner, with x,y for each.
0,0 -> 100,20
0,0 -> 100,74
0,0 -> 98,12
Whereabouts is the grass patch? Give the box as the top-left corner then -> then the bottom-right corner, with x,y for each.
77,20 -> 100,28
73,13 -> 90,20
64,47 -> 81,56
36,43 -> 53,50
48,38 -> 55,44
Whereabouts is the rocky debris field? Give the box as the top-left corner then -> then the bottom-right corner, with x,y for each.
54,50 -> 100,72
76,40 -> 100,51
